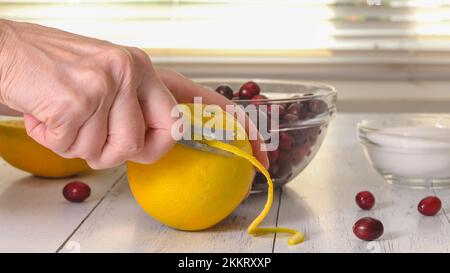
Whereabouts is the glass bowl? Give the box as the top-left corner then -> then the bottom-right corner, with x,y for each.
358,114 -> 450,188
195,79 -> 337,191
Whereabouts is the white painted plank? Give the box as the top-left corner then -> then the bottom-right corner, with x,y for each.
0,160 -> 125,253
58,177 -> 279,253
274,114 -> 450,253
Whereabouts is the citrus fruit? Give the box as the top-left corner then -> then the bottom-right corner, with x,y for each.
0,118 -> 90,178
127,103 -> 303,245
127,103 -> 254,231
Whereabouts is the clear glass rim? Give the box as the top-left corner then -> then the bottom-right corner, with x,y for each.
358,114 -> 450,148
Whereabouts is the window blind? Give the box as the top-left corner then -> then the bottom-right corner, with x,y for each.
1,1 -> 450,65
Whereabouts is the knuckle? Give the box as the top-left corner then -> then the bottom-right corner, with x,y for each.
62,94 -> 91,117
46,98 -> 81,129
86,159 -> 105,170
73,149 -> 99,162
56,148 -> 77,159
87,155 -> 124,170
106,47 -> 133,73
129,47 -> 151,64
111,139 -> 144,156
84,70 -> 111,98
134,155 -> 158,165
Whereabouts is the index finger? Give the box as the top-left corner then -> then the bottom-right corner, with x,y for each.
157,68 -> 269,169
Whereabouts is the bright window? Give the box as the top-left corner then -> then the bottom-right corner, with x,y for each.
1,1 -> 450,61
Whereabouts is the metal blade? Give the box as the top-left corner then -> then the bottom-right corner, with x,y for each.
178,140 -> 234,157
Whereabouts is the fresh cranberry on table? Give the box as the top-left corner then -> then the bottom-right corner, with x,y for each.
215,84 -> 234,100
353,217 -> 384,241
239,81 -> 260,99
355,191 -> 375,210
63,181 -> 91,203
418,196 -> 442,216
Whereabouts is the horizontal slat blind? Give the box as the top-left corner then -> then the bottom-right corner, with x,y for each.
1,1 -> 450,63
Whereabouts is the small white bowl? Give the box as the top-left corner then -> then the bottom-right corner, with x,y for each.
358,114 -> 450,188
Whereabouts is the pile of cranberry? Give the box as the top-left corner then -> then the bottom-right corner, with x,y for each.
215,81 -> 330,186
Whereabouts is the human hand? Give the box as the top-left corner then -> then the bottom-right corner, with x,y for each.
0,20 -> 177,169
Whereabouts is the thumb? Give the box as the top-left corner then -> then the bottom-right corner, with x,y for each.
128,72 -> 178,164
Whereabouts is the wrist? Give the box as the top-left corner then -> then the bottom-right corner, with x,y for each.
0,19 -> 6,61
0,19 -> 15,103
0,20 -> 5,101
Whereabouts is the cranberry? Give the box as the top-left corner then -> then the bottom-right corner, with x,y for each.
308,99 -> 328,114
353,217 -> 384,241
292,144 -> 311,159
239,81 -> 260,99
268,150 -> 279,164
252,94 -> 268,100
418,196 -> 442,216
215,85 -> 234,100
292,129 -> 308,145
268,104 -> 286,117
282,113 -> 299,124
298,102 -> 310,119
251,94 -> 269,107
287,103 -> 303,116
63,181 -> 91,203
305,112 -> 316,119
279,132 -> 294,150
267,117 -> 279,132
355,191 -> 375,210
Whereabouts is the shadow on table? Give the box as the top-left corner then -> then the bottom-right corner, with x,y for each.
207,191 -> 275,233
0,176 -> 67,213
0,169 -> 106,214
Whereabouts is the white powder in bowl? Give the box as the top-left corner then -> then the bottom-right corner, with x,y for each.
363,126 -> 450,179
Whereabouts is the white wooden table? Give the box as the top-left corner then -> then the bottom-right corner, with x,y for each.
0,113 -> 449,253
